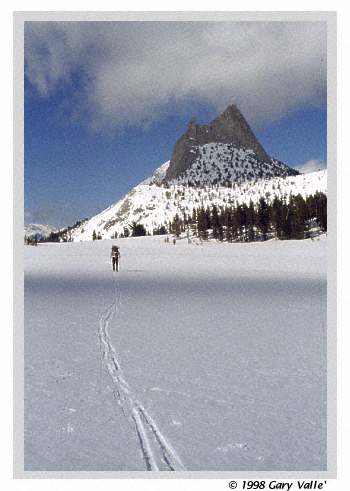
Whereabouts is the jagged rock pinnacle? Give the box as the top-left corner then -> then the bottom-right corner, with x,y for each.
165,104 -> 271,180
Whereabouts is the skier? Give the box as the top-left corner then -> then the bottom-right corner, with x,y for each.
111,245 -> 120,272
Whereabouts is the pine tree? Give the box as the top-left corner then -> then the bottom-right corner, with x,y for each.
171,214 -> 182,237
131,222 -> 147,237
205,206 -> 211,231
153,225 -> 167,235
231,206 -> 240,241
257,197 -> 270,240
240,203 -> 248,241
211,205 -> 223,240
197,207 -> 209,240
223,207 -> 234,242
291,194 -> 307,239
280,200 -> 292,239
246,200 -> 256,242
191,208 -> 198,237
271,197 -> 283,239
305,195 -> 316,221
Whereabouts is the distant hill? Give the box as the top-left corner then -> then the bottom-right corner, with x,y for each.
24,223 -> 57,241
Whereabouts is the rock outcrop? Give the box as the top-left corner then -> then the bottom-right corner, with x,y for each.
165,104 -> 271,180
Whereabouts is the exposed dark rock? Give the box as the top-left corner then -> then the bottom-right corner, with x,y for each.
165,104 -> 272,180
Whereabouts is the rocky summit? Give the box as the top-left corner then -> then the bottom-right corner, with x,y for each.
165,104 -> 273,180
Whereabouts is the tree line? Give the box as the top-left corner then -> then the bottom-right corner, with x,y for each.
168,192 -> 327,242
95,192 -> 327,241
28,192 -> 326,243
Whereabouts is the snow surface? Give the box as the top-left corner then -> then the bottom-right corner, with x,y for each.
24,235 -> 327,471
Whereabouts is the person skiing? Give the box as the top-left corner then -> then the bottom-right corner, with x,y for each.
111,245 -> 120,272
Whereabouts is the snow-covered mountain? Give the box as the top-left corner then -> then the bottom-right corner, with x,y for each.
164,104 -> 296,181
24,223 -> 57,240
69,105 -> 326,242
71,161 -> 326,242
167,143 -> 296,186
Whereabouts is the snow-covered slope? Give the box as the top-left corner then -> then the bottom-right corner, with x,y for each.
71,157 -> 327,242
25,223 -> 57,240
167,143 -> 297,187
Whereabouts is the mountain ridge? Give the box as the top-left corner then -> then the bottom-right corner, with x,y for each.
166,104 -> 278,180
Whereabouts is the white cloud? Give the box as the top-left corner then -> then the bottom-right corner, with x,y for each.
296,159 -> 327,174
24,21 -> 327,131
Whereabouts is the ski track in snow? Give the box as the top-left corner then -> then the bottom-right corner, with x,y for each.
98,276 -> 185,471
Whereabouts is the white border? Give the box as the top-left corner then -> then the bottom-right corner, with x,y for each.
3,2 -> 345,490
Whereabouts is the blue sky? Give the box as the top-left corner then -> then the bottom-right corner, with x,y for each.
24,21 -> 327,228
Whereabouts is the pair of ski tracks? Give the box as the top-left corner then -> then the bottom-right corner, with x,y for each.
98,275 -> 185,471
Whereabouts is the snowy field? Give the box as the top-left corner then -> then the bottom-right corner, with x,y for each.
24,236 -> 327,471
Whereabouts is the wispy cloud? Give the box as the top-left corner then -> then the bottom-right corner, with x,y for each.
296,159 -> 327,174
25,21 -> 327,131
